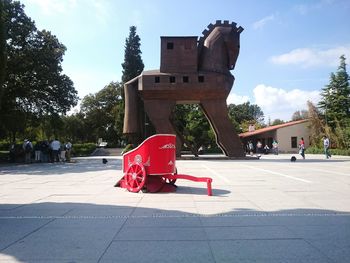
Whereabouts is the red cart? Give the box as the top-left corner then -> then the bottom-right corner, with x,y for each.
116,134 -> 212,196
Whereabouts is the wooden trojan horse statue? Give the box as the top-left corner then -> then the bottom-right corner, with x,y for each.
123,20 -> 245,157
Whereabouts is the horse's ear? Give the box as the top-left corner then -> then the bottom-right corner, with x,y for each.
237,26 -> 244,34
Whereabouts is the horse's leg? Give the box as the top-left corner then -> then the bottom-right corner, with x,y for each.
123,80 -> 139,134
124,79 -> 145,144
143,100 -> 182,156
200,99 -> 245,157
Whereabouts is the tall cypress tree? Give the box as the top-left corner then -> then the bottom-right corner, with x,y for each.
121,26 -> 144,84
319,55 -> 350,127
0,0 -> 6,110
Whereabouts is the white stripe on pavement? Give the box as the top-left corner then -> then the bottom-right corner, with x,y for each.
240,164 -> 312,183
201,164 -> 231,184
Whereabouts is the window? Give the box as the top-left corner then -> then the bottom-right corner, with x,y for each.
167,42 -> 174,49
170,76 -> 176,83
291,137 -> 297,148
183,76 -> 189,83
154,76 -> 160,83
198,76 -> 204,82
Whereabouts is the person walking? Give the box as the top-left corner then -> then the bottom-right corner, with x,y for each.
323,136 -> 331,159
299,137 -> 305,159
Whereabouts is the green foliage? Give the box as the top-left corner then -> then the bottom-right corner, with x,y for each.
311,55 -> 350,150
121,143 -> 134,154
0,140 -> 10,151
306,146 -> 350,156
307,101 -> 325,147
0,0 -> 78,141
172,104 -> 216,154
291,110 -> 308,121
0,0 -> 6,110
228,102 -> 264,125
71,143 -> 96,157
272,119 -> 285,125
121,26 -> 144,84
79,82 -> 124,145
318,55 -> 350,128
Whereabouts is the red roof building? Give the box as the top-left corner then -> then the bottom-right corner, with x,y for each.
239,119 -> 310,153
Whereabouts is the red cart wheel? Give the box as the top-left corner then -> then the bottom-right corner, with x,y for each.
125,163 -> 146,193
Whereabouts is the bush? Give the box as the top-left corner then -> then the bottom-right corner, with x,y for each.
0,141 -> 10,151
72,143 -> 96,156
121,144 -> 134,155
306,146 -> 350,156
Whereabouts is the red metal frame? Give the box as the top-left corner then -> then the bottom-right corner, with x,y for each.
118,134 -> 212,196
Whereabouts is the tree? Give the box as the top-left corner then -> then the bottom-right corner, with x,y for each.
80,82 -> 123,145
172,104 -> 216,155
0,0 -> 6,110
62,113 -> 86,143
291,110 -> 308,121
307,101 -> 325,147
1,1 -> 78,140
227,102 -> 264,132
121,26 -> 144,84
318,55 -> 350,128
272,119 -> 285,125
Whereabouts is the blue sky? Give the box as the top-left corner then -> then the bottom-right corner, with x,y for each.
20,0 -> 350,122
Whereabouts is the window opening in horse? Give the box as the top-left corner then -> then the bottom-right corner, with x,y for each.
183,76 -> 189,83
170,76 -> 176,83
154,76 -> 160,83
167,42 -> 174,49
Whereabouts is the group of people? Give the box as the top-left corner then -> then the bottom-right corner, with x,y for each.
246,136 -> 331,160
246,140 -> 279,156
20,139 -> 72,163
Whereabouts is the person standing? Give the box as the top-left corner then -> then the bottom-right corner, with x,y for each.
23,139 -> 33,163
256,140 -> 262,156
50,139 -> 61,162
248,141 -> 254,156
299,137 -> 305,159
65,141 -> 72,162
34,141 -> 41,162
323,136 -> 331,159
272,140 -> 279,155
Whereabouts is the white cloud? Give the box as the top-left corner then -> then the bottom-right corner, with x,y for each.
226,93 -> 250,105
294,0 -> 335,15
90,0 -> 110,26
253,84 -> 320,121
28,0 -> 77,15
27,0 -> 109,25
253,15 -> 275,30
270,46 -> 350,68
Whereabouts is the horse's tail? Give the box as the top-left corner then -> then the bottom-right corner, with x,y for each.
123,76 -> 140,134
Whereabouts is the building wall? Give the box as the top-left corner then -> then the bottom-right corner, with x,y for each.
276,122 -> 310,153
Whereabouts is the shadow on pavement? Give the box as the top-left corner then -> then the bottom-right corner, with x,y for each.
0,201 -> 350,262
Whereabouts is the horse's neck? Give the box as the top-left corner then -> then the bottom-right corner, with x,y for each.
198,39 -> 229,74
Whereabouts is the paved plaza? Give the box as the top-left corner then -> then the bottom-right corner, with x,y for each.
0,154 -> 350,262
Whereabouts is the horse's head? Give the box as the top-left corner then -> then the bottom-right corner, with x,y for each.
224,25 -> 244,70
198,21 -> 244,73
